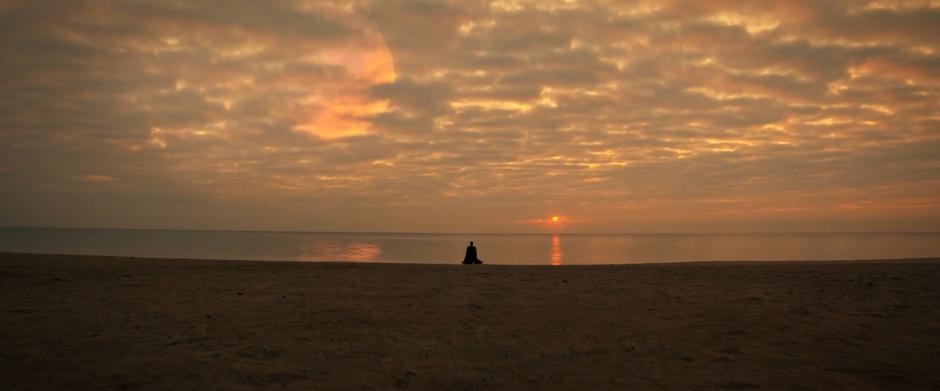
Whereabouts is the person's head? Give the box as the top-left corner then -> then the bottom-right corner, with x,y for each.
470,241 -> 474,246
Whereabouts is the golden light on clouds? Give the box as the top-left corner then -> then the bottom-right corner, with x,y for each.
1,0 -> 939,233
293,6 -> 397,139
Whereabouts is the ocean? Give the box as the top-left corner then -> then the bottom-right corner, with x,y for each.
1,227 -> 939,265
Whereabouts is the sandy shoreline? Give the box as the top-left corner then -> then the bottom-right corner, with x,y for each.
2,252 -> 939,389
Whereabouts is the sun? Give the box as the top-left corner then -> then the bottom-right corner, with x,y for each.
551,216 -> 560,223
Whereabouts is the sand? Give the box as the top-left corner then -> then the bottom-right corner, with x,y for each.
1,252 -> 938,390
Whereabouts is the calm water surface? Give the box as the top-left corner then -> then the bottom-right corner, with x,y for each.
1,227 -> 938,265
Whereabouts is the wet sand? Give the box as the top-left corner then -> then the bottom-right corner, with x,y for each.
1,252 -> 938,389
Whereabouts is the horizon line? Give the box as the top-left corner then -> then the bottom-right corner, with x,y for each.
2,225 -> 939,236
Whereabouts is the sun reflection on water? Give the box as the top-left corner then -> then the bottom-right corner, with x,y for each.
303,241 -> 381,262
551,234 -> 562,266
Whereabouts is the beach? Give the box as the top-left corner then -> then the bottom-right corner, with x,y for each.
1,252 -> 938,389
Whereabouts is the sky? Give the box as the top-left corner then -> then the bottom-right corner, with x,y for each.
1,0 -> 939,233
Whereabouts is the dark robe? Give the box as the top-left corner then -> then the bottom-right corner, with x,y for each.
462,244 -> 482,264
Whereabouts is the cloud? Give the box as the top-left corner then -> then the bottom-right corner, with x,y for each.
0,0 -> 938,232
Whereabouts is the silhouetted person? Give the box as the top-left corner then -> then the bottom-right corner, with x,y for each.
462,241 -> 483,264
